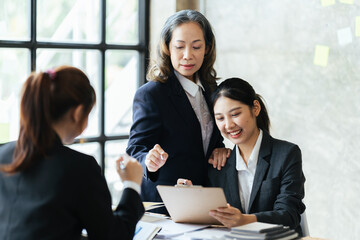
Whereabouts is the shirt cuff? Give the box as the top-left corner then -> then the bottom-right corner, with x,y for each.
123,181 -> 141,194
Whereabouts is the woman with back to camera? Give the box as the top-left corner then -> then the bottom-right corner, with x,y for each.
179,78 -> 305,236
126,10 -> 231,204
0,66 -> 144,240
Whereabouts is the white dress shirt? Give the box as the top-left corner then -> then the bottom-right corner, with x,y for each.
175,71 -> 213,155
236,129 -> 263,213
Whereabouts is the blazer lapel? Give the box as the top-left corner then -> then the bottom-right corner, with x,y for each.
201,80 -> 221,159
167,74 -> 200,126
248,131 -> 272,212
167,74 -> 203,143
200,80 -> 213,110
225,147 -> 244,212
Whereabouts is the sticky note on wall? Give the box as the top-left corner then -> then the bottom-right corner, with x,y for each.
321,0 -> 335,6
337,27 -> 352,46
339,0 -> 354,4
314,45 -> 329,67
356,17 -> 360,37
0,123 -> 10,143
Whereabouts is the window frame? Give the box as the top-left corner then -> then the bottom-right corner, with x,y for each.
0,0 -> 149,175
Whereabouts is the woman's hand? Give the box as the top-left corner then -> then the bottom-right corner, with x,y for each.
116,154 -> 143,186
176,178 -> 193,186
145,144 -> 168,172
209,204 -> 256,228
208,148 -> 231,170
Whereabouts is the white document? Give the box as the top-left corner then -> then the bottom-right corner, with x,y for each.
183,227 -> 230,239
144,217 -> 208,239
133,221 -> 162,240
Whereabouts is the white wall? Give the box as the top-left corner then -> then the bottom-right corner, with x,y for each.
151,1 -> 360,239
203,1 -> 360,240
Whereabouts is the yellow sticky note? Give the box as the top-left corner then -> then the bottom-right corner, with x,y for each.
356,17 -> 360,37
339,0 -> 354,4
321,0 -> 335,6
314,45 -> 329,67
0,123 -> 10,143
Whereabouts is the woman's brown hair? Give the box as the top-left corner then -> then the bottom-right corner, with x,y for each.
147,10 -> 218,90
0,66 -> 96,174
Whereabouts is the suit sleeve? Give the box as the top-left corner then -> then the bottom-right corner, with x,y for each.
126,86 -> 162,181
254,145 -> 305,229
77,158 -> 144,240
215,133 -> 225,148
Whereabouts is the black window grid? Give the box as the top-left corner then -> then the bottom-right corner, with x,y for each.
0,0 -> 150,175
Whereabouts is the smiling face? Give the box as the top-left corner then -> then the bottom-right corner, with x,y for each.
169,22 -> 207,82
214,96 -> 260,148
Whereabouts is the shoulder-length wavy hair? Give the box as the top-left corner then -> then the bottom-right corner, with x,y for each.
147,10 -> 218,90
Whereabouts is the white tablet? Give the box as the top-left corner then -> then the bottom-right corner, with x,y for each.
156,185 -> 228,224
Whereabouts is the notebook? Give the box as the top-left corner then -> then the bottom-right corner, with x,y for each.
156,185 -> 228,224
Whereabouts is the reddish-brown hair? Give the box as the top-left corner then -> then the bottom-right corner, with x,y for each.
0,65 -> 95,173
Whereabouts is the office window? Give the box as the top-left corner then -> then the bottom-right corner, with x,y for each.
0,0 -> 149,204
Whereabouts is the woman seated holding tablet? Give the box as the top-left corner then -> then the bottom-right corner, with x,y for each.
178,78 -> 305,236
0,66 -> 144,240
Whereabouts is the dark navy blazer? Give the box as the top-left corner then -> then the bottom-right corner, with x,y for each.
208,130 -> 305,235
0,138 -> 144,240
126,73 -> 224,202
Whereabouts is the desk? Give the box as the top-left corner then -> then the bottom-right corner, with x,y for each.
155,234 -> 327,240
142,204 -> 327,240
153,228 -> 327,240
154,226 -> 229,239
141,213 -> 327,240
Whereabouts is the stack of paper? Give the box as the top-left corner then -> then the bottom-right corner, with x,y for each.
143,202 -> 165,211
225,222 -> 298,240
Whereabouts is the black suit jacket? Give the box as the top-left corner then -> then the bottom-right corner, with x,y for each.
0,138 -> 144,240
208,131 -> 305,235
126,73 -> 224,202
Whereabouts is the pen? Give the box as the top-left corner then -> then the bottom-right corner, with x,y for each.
120,161 -> 126,170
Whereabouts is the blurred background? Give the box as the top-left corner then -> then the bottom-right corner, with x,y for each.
1,1 -> 359,239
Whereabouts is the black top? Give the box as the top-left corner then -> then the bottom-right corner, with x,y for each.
0,137 -> 144,240
208,131 -> 306,236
